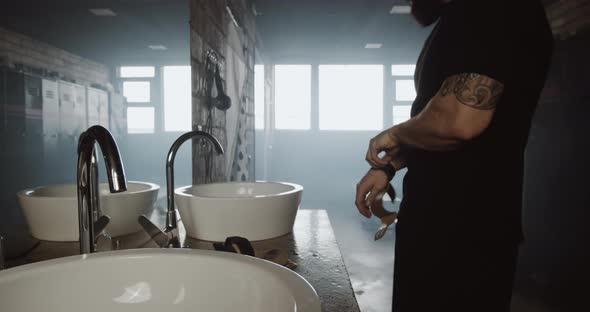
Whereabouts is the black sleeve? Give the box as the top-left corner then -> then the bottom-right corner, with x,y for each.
438,1 -> 512,84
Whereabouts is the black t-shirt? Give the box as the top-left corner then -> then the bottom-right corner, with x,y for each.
400,0 -> 553,243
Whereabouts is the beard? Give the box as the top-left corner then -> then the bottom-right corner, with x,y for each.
411,0 -> 446,26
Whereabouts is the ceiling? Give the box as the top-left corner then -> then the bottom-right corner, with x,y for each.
0,0 -> 191,66
254,0 -> 431,64
0,0 -> 430,66
1,0 -> 557,67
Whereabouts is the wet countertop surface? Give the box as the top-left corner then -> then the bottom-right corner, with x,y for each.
4,209 -> 360,312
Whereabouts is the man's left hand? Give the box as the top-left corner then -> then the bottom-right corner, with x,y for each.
366,127 -> 401,168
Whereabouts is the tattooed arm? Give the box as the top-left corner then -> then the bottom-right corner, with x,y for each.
365,74 -> 504,167
395,73 -> 503,149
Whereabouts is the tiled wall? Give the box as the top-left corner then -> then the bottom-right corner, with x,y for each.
189,0 -> 256,184
0,27 -> 110,87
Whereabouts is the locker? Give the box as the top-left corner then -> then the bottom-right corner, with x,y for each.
58,81 -> 77,138
42,79 -> 59,136
109,92 -> 127,138
73,84 -> 87,134
87,87 -> 100,127
98,89 -> 109,128
42,79 -> 59,184
0,71 -> 43,226
57,80 -> 80,183
87,87 -> 109,128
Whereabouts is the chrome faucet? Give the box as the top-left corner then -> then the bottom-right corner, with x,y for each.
77,126 -> 127,254
138,130 -> 223,248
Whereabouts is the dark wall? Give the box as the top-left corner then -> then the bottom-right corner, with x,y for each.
516,31 -> 590,311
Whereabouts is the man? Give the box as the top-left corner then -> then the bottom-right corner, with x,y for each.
355,0 -> 553,311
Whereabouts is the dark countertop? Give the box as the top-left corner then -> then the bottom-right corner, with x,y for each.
290,210 -> 362,312
4,209 -> 360,312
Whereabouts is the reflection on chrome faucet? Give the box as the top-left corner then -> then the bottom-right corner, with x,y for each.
138,130 -> 224,248
77,126 -> 128,254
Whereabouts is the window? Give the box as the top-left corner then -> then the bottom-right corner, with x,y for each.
254,65 -> 265,130
163,66 -> 191,132
120,65 -> 156,134
393,106 -> 412,126
274,65 -> 311,130
391,64 -> 416,126
392,65 -> 416,76
123,81 -> 151,103
120,66 -> 155,78
395,80 -> 417,101
319,65 -> 383,131
127,107 -> 155,134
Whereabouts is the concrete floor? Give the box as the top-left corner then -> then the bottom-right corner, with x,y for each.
303,198 -> 557,312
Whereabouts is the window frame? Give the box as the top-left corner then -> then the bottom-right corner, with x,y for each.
317,64 -> 384,131
126,106 -> 156,134
254,64 -> 265,130
119,64 -> 192,134
119,67 -> 157,134
120,66 -> 156,78
162,65 -> 192,133
273,64 -> 313,131
122,80 -> 152,103
391,64 -> 416,126
118,63 -> 419,134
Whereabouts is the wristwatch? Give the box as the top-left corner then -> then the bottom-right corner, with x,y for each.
377,164 -> 396,181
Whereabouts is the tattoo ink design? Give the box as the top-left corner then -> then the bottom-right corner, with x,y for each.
437,73 -> 504,110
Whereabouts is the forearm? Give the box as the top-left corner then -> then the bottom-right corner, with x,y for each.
390,102 -> 465,151
391,73 -> 503,151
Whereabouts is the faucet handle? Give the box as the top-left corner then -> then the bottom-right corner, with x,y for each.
93,215 -> 111,240
94,233 -> 111,252
138,215 -> 180,248
0,235 -> 5,270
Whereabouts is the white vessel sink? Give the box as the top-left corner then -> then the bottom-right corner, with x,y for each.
0,249 -> 320,311
175,182 -> 303,241
17,181 -> 159,241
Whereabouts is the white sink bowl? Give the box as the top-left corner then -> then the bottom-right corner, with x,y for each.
0,249 -> 321,311
175,182 -> 303,241
17,181 -> 159,241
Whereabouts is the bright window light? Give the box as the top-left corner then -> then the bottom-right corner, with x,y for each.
395,80 -> 417,101
392,65 -> 416,76
319,65 -> 383,131
127,107 -> 155,134
254,65 -> 265,130
120,66 -> 155,78
163,66 -> 192,132
123,81 -> 150,103
274,65 -> 311,130
393,106 -> 412,126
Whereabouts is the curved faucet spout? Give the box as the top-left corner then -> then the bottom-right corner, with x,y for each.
78,126 -> 127,193
165,131 -> 224,236
77,125 -> 127,254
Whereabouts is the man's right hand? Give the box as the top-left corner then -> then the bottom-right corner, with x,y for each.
355,169 -> 390,218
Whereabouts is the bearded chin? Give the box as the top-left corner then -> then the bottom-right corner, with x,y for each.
411,1 -> 444,27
